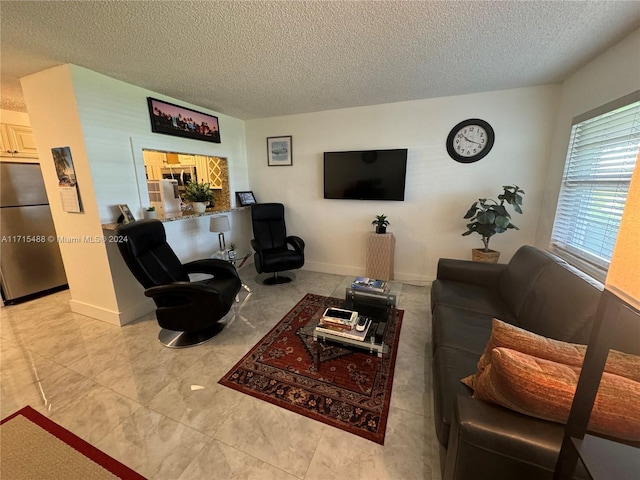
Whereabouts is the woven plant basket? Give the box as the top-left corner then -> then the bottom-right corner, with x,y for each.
472,248 -> 500,263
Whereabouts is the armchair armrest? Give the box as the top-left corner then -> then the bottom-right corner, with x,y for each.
145,281 -> 222,299
286,235 -> 305,253
183,259 -> 239,279
250,239 -> 263,254
444,395 -> 570,480
437,258 -> 506,289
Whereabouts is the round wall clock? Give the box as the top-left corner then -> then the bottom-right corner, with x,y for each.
446,118 -> 495,163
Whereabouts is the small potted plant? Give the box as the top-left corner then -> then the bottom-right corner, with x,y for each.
183,181 -> 214,213
372,214 -> 390,234
462,185 -> 524,263
145,206 -> 156,219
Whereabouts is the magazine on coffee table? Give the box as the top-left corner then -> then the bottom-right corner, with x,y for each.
316,317 -> 371,341
320,307 -> 358,329
352,277 -> 389,293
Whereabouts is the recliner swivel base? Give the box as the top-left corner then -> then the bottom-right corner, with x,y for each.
257,272 -> 296,285
158,323 -> 225,348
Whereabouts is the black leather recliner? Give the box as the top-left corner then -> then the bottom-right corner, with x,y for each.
115,219 -> 242,348
250,203 -> 305,285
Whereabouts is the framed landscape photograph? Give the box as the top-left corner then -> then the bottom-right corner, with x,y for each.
236,191 -> 257,207
147,97 -> 221,143
267,136 -> 292,166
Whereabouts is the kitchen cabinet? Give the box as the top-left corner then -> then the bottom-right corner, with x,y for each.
144,150 -> 167,166
145,165 -> 164,180
178,154 -> 196,165
143,149 -> 226,190
0,124 -> 38,158
164,153 -> 196,165
195,155 -> 223,189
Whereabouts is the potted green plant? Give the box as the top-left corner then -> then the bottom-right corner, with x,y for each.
183,181 -> 214,213
462,185 -> 524,263
372,214 -> 390,234
145,206 -> 157,219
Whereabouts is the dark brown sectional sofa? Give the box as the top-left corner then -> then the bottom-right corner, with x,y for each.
430,245 -> 640,480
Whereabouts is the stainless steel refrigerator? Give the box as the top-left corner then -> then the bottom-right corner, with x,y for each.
0,162 -> 67,303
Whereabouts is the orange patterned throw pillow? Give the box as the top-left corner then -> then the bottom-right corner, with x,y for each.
473,347 -> 640,441
476,319 -> 640,382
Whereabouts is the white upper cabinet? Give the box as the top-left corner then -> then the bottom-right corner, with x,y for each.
0,124 -> 38,158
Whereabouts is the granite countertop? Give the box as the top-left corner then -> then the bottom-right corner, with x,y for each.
102,207 -> 247,230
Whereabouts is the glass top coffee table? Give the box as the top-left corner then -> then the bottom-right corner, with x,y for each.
299,278 -> 401,368
329,276 -> 403,307
212,249 -> 252,269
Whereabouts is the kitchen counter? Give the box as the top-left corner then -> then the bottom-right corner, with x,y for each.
102,207 -> 248,231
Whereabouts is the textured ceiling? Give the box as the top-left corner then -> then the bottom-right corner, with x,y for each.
1,1 -> 639,119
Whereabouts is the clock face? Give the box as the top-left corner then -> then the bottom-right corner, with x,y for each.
446,119 -> 495,163
454,125 -> 488,157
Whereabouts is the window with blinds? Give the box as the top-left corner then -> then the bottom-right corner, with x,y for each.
550,92 -> 640,278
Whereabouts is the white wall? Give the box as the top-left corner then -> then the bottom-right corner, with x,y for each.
70,66 -> 249,223
246,85 -> 560,283
21,65 -> 120,321
536,28 -> 640,249
21,64 -> 251,324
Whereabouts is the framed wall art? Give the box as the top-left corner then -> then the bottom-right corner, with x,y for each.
267,136 -> 292,166
117,204 -> 135,224
147,97 -> 221,143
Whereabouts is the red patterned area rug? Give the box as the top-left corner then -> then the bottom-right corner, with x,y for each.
0,406 -> 145,479
219,293 -> 403,444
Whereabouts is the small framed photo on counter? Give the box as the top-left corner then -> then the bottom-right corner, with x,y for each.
118,204 -> 135,224
236,191 -> 257,207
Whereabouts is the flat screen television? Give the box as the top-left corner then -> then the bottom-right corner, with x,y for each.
323,148 -> 408,201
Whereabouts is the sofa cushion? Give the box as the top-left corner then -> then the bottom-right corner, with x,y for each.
610,303 -> 640,355
473,347 -> 640,441
475,318 -> 640,382
498,246 -> 554,317
516,260 -> 602,343
432,305 -> 495,356
432,346 -> 479,447
431,279 -> 515,321
435,258 -> 507,290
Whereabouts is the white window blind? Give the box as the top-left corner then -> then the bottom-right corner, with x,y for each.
551,92 -> 640,277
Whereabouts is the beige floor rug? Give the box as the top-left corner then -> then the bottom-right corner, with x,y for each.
1,406 -> 145,479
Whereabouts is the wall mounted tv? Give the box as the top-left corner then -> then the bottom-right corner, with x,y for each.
323,148 -> 408,201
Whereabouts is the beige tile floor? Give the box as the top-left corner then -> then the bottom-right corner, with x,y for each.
0,268 -> 440,480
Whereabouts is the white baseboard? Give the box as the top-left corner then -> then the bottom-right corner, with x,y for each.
302,261 -> 433,286
69,298 -> 154,326
302,261 -> 366,277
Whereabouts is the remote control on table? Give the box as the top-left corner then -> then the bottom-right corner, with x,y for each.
356,315 -> 371,332
374,322 -> 387,342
